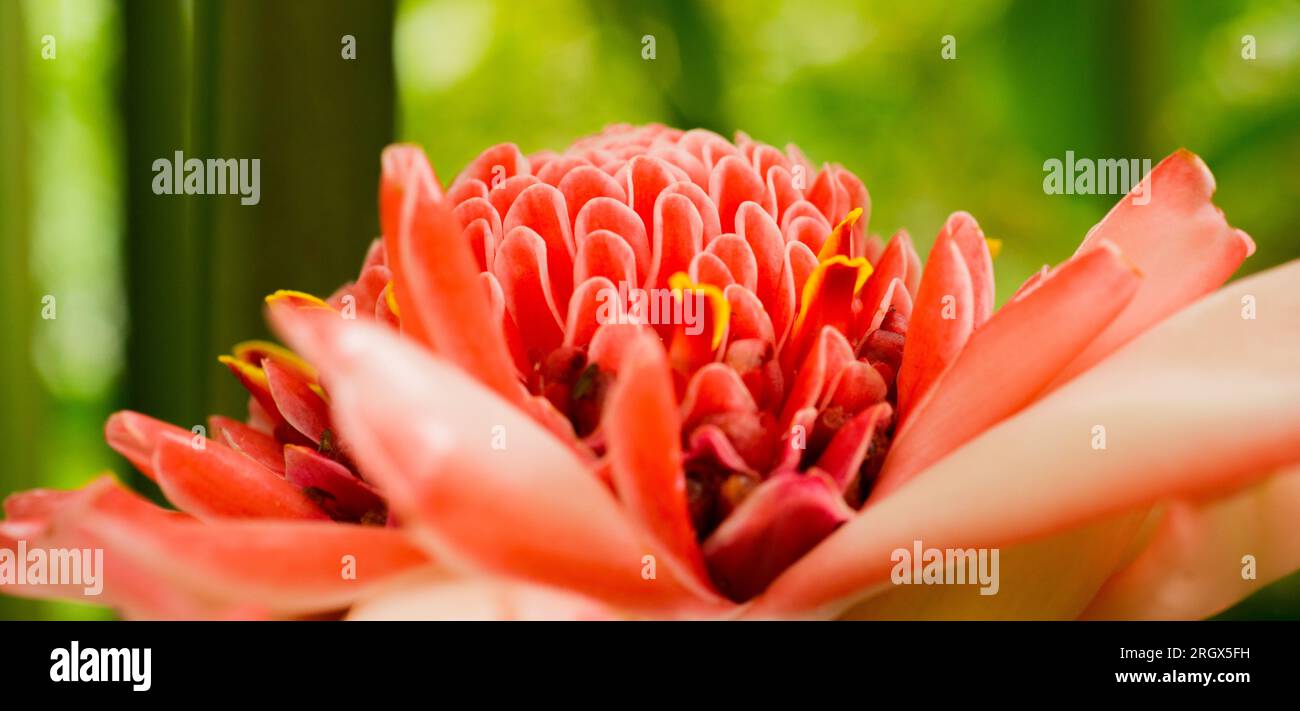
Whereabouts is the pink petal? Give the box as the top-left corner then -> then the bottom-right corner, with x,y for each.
705,234 -> 759,292
3,477 -> 426,618
283,445 -> 386,523
1052,149 -> 1254,384
263,358 -> 331,444
604,331 -> 713,589
452,142 -> 529,188
574,229 -> 638,288
574,196 -> 650,285
347,573 -> 619,621
874,242 -> 1142,498
702,471 -> 852,601
105,410 -> 193,482
624,155 -> 676,240
503,183 -> 577,311
750,259 -> 1300,618
647,190 -> 704,290
710,156 -> 771,234
940,212 -> 995,327
559,165 -> 627,223
816,402 -> 892,493
492,226 -> 566,361
564,276 -> 620,349
210,415 -> 286,475
275,315 -> 730,616
1083,463 -> 1300,620
894,237 -> 973,422
680,362 -> 759,429
153,432 -> 328,521
379,145 -> 526,409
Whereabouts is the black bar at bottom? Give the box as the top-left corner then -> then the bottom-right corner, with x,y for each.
0,620 -> 1291,697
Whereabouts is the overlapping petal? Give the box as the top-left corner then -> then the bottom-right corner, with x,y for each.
272,309 -> 729,616
750,261 -> 1300,618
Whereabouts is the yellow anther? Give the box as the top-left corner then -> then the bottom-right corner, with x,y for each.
816,207 -> 865,262
668,272 -> 731,350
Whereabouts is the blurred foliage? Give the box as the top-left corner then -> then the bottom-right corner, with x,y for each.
397,0 -> 1300,299
1,0 -> 1297,619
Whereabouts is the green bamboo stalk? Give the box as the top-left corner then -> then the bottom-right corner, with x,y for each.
189,0 -> 396,417
0,0 -> 44,621
121,0 -> 200,496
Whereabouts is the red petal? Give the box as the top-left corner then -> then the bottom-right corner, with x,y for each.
710,156 -> 770,234
779,326 -> 854,429
702,472 -> 852,601
278,317 -> 727,615
263,358 -> 331,444
565,276 -> 620,349
487,174 -> 540,217
766,165 -> 802,220
735,201 -> 788,324
895,237 -> 973,422
855,229 -> 915,341
503,183 -> 577,311
105,410 -> 192,482
816,402 -> 892,492
724,284 -> 775,344
690,252 -> 736,290
662,180 -> 720,243
492,226 -> 566,362
452,195 -> 502,238
153,432 -> 328,521
786,241 -> 819,310
210,415 -> 286,475
1052,149 -> 1254,384
647,190 -> 704,290
574,196 -> 649,285
446,177 -> 487,205
574,229 -> 638,288
624,155 -> 676,240
941,212 -> 995,327
705,234 -> 758,292
604,332 -> 712,589
379,146 -> 526,409
559,165 -> 626,223
536,155 -> 592,186
283,445 -> 385,522
875,242 -> 1142,498
452,142 -> 529,188
680,362 -> 759,429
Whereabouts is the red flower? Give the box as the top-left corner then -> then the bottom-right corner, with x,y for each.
3,125 -> 1298,620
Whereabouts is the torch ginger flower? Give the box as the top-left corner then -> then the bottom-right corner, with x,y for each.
3,124 -> 1300,620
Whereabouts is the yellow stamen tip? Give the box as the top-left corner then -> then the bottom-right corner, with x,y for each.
265,289 -> 331,308
383,281 -> 401,318
986,238 -> 1003,259
218,354 -> 268,387
816,208 -> 867,262
668,271 -> 731,350
792,255 -> 874,340
232,340 -> 318,382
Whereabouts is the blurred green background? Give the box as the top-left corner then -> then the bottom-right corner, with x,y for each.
1,0 -> 1297,620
